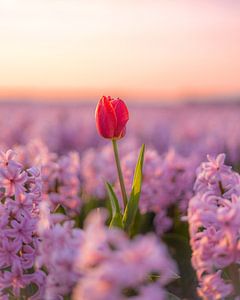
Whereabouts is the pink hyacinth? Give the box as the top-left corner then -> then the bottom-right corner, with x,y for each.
36,201 -> 84,299
81,144 -> 116,199
15,139 -> 82,214
117,147 -> 197,234
188,153 -> 240,299
72,210 -> 177,300
37,206 -> 177,299
0,149 -> 45,299
0,163 -> 27,197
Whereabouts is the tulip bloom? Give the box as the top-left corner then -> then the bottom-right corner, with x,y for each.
95,96 -> 129,139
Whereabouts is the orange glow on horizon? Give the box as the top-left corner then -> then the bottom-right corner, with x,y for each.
0,86 -> 239,103
1,1 -> 240,102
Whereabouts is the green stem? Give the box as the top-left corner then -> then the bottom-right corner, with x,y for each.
112,139 -> 128,208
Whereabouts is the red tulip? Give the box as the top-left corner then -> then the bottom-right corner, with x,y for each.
95,96 -> 129,139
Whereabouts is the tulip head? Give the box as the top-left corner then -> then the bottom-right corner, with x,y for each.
95,96 -> 129,139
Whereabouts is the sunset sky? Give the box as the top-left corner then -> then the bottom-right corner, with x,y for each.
0,0 -> 240,102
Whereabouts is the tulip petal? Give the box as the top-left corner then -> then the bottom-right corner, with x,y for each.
95,96 -> 117,139
111,99 -> 129,138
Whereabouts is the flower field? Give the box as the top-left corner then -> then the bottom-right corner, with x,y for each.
0,99 -> 240,300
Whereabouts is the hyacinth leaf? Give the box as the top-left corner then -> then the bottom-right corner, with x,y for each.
105,182 -> 123,229
123,144 -> 145,232
110,212 -> 124,229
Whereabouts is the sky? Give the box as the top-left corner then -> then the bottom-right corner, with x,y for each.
0,0 -> 240,102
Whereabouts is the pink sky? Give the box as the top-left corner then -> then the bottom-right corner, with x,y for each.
0,0 -> 240,101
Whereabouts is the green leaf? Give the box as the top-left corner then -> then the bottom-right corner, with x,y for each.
110,212 -> 124,228
105,182 -> 123,229
123,144 -> 145,233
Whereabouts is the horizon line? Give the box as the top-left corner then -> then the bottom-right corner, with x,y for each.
0,87 -> 240,103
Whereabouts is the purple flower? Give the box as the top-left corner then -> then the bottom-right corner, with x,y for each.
188,154 -> 240,299
5,218 -> 36,244
72,210 -> 177,300
81,144 -> 116,199
0,150 -> 46,299
0,163 -> 27,197
0,261 -> 29,297
6,194 -> 33,218
117,148 -> 197,234
0,238 -> 21,268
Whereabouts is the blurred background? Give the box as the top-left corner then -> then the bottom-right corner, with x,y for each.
0,0 -> 240,103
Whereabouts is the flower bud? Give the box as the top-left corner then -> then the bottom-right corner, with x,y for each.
95,96 -> 129,139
